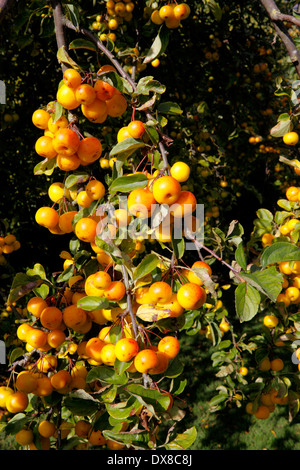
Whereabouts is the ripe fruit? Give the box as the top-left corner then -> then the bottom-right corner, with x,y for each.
37,355 -> 58,373
127,120 -> 145,139
270,358 -> 284,371
158,336 -> 180,359
86,337 -> 105,362
115,338 -> 139,362
239,366 -> 248,376
27,296 -> 48,318
173,3 -> 190,20
16,371 -> 37,393
86,179 -> 105,200
106,93 -> 127,118
169,190 -> 197,218
104,280 -> 126,301
159,5 -> 175,20
47,329 -> 66,349
75,217 -> 98,243
25,328 -> 48,349
177,282 -> 207,310
254,405 -> 270,420
152,175 -> 181,205
127,187 -> 156,218
100,343 -> 116,365
57,83 -> 80,110
6,391 -> 29,413
63,68 -> 82,89
52,128 -> 80,156
134,348 -> 159,373
38,420 -> 56,438
15,428 -> 34,446
0,386 -> 14,407
77,137 -> 102,164
40,306 -> 63,330
32,109 -> 51,129
263,314 -> 279,328
88,429 -> 106,446
75,420 -> 92,438
35,135 -> 57,159
48,182 -> 68,203
94,80 -> 116,101
63,304 -> 87,331
286,186 -> 299,202
170,161 -> 191,183
283,131 -> 299,146
81,98 -> 107,122
187,260 -> 212,286
50,370 -> 72,390
148,281 -> 173,304
75,83 -> 96,105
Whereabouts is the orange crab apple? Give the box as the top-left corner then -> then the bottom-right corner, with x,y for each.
177,282 -> 206,310
152,175 -> 181,205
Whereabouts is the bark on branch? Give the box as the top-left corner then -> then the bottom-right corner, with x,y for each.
259,0 -> 300,78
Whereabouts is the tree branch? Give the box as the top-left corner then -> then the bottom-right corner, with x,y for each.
51,0 -> 68,73
259,0 -> 300,78
0,0 -> 14,23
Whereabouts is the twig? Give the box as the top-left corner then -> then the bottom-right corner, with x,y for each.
259,0 -> 300,78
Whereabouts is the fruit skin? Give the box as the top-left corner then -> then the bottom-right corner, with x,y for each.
283,131 -> 299,145
170,161 -> 191,183
158,336 -> 180,359
15,428 -> 34,446
152,175 -> 181,205
127,120 -> 145,139
114,337 -> 139,362
134,348 -> 159,373
263,314 -> 279,328
177,282 -> 207,310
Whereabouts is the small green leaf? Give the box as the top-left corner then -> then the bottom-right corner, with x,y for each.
136,76 -> 166,95
164,426 -> 197,450
143,27 -> 169,63
109,173 -> 148,193
77,295 -> 109,311
157,101 -> 183,115
65,172 -> 90,189
64,390 -> 100,416
69,38 -> 97,51
86,366 -> 128,385
133,253 -> 160,280
109,137 -> 146,159
235,242 -> 247,270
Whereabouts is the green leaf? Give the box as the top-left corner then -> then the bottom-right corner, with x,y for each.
109,173 -> 148,193
65,3 -> 80,30
136,76 -> 166,95
207,0 -> 222,21
164,426 -> 197,450
7,273 -> 45,305
235,242 -> 247,270
109,137 -> 146,159
69,38 -> 97,52
77,295 -> 109,311
103,429 -> 149,447
126,384 -> 172,412
270,118 -> 291,137
240,266 -> 283,302
133,253 -> 160,281
105,397 -> 141,419
63,390 -> 100,416
97,71 -> 133,95
65,172 -> 90,189
235,282 -> 261,322
34,157 -> 56,176
86,366 -> 128,385
3,413 -> 30,435
260,241 -> 300,267
157,101 -> 183,115
143,27 -> 169,63
57,45 -> 79,69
